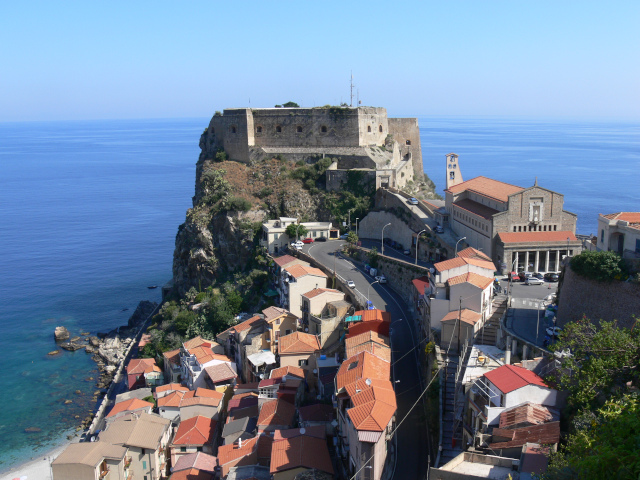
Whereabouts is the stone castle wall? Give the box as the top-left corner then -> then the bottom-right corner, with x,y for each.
388,117 -> 424,180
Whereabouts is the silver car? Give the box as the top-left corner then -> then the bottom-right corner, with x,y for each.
525,276 -> 544,285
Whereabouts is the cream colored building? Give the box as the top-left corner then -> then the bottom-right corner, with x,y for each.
301,288 -> 349,349
261,217 -> 333,254
261,306 -> 299,354
98,412 -> 173,480
597,212 -> 640,259
278,331 -> 321,388
280,264 -> 328,317
52,442 -> 129,480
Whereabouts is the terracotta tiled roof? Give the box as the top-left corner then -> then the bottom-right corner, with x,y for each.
284,264 -> 327,279
347,381 -> 397,432
218,315 -> 265,337
217,435 -> 259,466
269,365 -> 306,380
138,333 -> 152,348
234,382 -> 260,392
273,425 -> 326,440
188,346 -> 233,365
106,398 -> 153,418
256,434 -> 273,465
204,363 -> 238,384
172,416 -> 216,446
257,399 -> 295,428
457,247 -> 492,261
273,255 -> 302,267
602,212 -> 640,224
490,421 -> 560,449
155,383 -> 188,395
440,309 -> 482,326
278,331 -> 320,354
172,451 -> 218,473
228,393 -> 259,412
454,198 -> 499,219
412,276 -> 429,295
261,306 -> 290,322
127,358 -> 160,375
180,388 -> 224,408
434,256 -> 496,273
158,391 -> 184,408
298,404 -> 335,423
347,320 -> 390,338
183,336 -> 217,350
447,272 -> 494,290
497,231 -> 578,244
445,176 -> 524,203
270,435 -> 334,475
336,351 -> 391,393
484,364 -> 549,394
163,348 -> 181,365
169,468 -> 215,480
301,288 -> 342,299
352,309 -> 392,323
345,331 -> 391,362
499,402 -> 559,430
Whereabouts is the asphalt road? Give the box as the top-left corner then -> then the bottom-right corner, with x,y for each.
305,240 -> 429,480
358,238 -> 435,270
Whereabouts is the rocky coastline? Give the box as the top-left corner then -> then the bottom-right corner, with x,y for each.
51,300 -> 158,433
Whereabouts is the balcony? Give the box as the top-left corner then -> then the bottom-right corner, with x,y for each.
124,456 -> 132,468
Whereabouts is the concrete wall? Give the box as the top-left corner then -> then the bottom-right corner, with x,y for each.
557,264 -> 640,329
358,211 -> 415,250
388,117 -> 424,181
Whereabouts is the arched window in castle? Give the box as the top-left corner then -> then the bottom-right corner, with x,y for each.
321,126 -> 327,133
296,126 -> 302,133
231,125 -> 237,134
256,126 -> 263,133
406,140 -> 411,145
367,126 -> 372,133
379,125 -> 383,133
211,127 -> 215,134
276,125 -> 282,133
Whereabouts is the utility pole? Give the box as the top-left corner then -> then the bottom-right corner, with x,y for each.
350,71 -> 354,107
457,296 -> 462,354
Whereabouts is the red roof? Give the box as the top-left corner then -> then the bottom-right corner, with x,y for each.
352,309 -> 391,323
204,363 -> 238,384
106,398 -> 153,418
172,451 -> 218,473
156,383 -> 188,395
298,404 -> 335,423
347,319 -> 390,338
434,256 -> 496,273
273,254 -> 300,267
445,176 -> 524,203
219,315 -> 265,336
278,331 -> 320,354
270,435 -> 334,474
457,247 -> 492,261
172,416 -> 217,446
301,288 -> 342,299
269,365 -> 306,380
257,399 -> 296,428
336,351 -> 391,393
284,264 -> 327,279
217,435 -> 258,466
412,276 -> 429,295
497,231 -> 578,244
484,364 -> 549,394
127,358 -> 160,375
490,421 -> 560,449
601,212 -> 640,225
441,309 -> 482,326
273,425 -> 326,440
163,348 -> 181,365
448,272 -> 494,290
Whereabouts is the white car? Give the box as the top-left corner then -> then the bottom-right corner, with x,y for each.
408,197 -> 419,205
347,280 -> 356,288
375,275 -> 387,284
434,225 -> 444,233
525,277 -> 544,285
291,241 -> 304,249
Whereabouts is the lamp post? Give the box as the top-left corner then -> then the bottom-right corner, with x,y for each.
415,229 -> 426,265
368,280 -> 379,305
381,223 -> 391,256
455,237 -> 467,257
355,218 -> 359,237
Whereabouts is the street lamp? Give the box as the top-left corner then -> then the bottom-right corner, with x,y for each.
415,229 -> 426,265
381,223 -> 391,256
455,237 -> 467,257
355,218 -> 359,237
367,280 -> 379,305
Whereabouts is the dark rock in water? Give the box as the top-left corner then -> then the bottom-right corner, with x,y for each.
80,331 -> 90,336
48,350 -> 60,356
70,336 -> 81,342
24,427 -> 42,433
64,399 -> 73,404
54,326 -> 70,341
59,342 -> 86,352
88,336 -> 101,347
127,300 -> 158,328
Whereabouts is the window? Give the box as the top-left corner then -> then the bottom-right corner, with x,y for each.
321,126 -> 327,133
276,125 -> 282,133
180,447 -> 186,452
296,126 -> 302,133
211,127 -> 215,134
379,125 -> 383,132
285,329 -> 291,335
554,225 -> 557,231
406,140 -> 411,145
298,359 -> 309,366
197,447 -> 203,452
275,318 -> 280,325
601,229 -> 605,242
231,125 -> 237,134
636,239 -> 640,254
274,233 -> 279,240
141,448 -> 146,455
367,126 -> 372,132
256,126 -> 263,133
143,460 -> 147,470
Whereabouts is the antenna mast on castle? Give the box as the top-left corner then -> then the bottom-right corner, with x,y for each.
350,71 -> 354,107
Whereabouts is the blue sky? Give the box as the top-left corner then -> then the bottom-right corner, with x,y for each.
1,1 -> 638,121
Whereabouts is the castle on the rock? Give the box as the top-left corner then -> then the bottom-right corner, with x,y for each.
199,106 -> 424,190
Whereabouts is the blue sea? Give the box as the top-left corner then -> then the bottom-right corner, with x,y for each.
0,116 -> 638,472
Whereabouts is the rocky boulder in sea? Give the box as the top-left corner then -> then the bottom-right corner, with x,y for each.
54,326 -> 70,341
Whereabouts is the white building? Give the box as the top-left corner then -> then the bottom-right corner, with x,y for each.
280,264 -> 328,318
597,212 -> 640,259
261,217 -> 333,254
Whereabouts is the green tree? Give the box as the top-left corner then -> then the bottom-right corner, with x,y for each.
282,101 -> 299,107
285,223 -> 308,240
347,232 -> 358,245
550,317 -> 640,412
570,250 -> 627,282
368,247 -> 379,268
544,394 -> 640,480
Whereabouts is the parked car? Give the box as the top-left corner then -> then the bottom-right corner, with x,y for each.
518,271 -> 532,281
525,277 -> 544,285
302,238 -> 314,244
546,326 -> 562,338
347,280 -> 355,288
509,271 -> 520,281
339,233 -> 349,240
291,241 -> 304,249
375,275 -> 387,284
407,197 -> 419,205
533,272 -> 544,279
315,236 -> 327,242
403,249 -> 411,256
434,225 -> 444,234
544,272 -> 559,282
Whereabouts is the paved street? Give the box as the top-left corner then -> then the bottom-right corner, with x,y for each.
357,238 -> 435,270
304,240 -> 430,480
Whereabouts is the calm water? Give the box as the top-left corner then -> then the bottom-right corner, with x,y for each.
0,116 -> 638,471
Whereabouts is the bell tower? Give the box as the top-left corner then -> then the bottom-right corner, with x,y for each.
446,153 -> 463,190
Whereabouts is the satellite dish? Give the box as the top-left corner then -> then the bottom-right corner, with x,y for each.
365,378 -> 372,386
313,369 -> 318,374
259,373 -> 264,379
300,427 -> 306,434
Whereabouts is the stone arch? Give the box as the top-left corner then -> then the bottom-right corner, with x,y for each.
231,125 -> 237,134
276,125 -> 282,133
321,126 -> 327,133
367,126 -> 372,133
256,125 -> 263,133
379,125 -> 383,133
296,126 -> 303,133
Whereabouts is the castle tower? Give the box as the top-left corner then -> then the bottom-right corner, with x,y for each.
445,153 -> 463,190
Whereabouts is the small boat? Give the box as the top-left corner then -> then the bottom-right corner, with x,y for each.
147,285 -> 158,289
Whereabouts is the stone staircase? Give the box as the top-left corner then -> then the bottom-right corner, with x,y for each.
477,294 -> 507,346
440,354 -> 464,465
